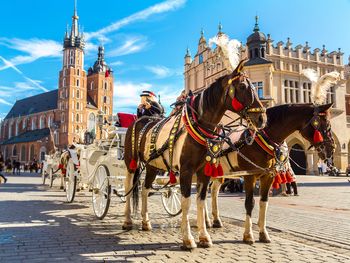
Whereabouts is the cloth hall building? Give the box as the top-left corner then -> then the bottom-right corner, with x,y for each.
0,5 -> 114,163
184,18 -> 350,174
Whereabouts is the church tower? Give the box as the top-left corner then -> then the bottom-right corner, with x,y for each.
57,0 -> 87,147
87,45 -> 114,139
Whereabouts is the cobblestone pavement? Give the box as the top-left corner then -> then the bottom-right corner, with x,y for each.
0,173 -> 350,262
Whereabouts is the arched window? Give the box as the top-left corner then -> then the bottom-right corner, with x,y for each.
88,113 -> 96,132
254,48 -> 259,58
90,81 -> 94,90
22,118 -> 27,129
76,102 -> 80,110
61,113 -> 65,123
31,118 -> 36,130
13,145 -> 17,156
48,116 -> 52,128
76,114 -> 79,122
21,145 -> 26,161
77,69 -> 80,76
30,145 -> 35,161
104,82 -> 108,90
70,50 -> 74,65
77,90 -> 80,99
261,48 -> 265,58
40,116 -> 46,129
8,123 -> 12,138
63,78 -> 66,87
77,79 -> 80,87
15,121 -> 19,136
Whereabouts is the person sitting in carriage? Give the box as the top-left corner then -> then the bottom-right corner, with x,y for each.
170,89 -> 187,115
137,90 -> 164,118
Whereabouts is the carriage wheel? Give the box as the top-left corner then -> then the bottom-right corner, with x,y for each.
65,160 -> 77,203
49,168 -> 54,188
161,185 -> 182,216
92,165 -> 111,219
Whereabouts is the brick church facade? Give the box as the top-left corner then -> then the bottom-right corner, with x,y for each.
0,3 -> 114,163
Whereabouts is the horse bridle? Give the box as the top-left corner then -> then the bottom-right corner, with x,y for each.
301,108 -> 334,161
224,73 -> 266,120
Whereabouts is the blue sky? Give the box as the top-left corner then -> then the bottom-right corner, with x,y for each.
0,0 -> 349,118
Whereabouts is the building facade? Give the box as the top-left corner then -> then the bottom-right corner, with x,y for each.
184,18 -> 350,173
0,3 -> 114,163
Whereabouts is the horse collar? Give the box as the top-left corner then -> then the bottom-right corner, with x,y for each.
182,95 -> 219,146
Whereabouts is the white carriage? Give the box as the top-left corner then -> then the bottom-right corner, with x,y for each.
42,151 -> 64,188
64,125 -> 182,219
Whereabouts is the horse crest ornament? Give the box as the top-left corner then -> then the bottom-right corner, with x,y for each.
273,145 -> 289,172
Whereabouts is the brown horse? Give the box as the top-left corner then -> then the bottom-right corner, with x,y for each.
123,60 -> 267,249
204,103 -> 335,244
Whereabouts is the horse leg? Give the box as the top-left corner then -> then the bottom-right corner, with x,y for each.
180,168 -> 196,250
243,175 -> 256,244
258,173 -> 273,243
211,178 -> 223,228
204,199 -> 211,228
196,172 -> 212,248
141,167 -> 158,231
122,171 -> 134,230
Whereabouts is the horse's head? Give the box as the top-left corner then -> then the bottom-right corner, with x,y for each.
299,103 -> 335,164
223,60 -> 267,130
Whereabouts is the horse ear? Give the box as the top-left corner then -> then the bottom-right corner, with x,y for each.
232,59 -> 248,75
317,103 -> 333,113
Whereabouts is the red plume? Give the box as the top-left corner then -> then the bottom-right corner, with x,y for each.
129,158 -> 137,171
169,171 -> 177,184
217,163 -> 224,177
232,98 -> 244,112
313,130 -> 323,143
204,162 -> 212,177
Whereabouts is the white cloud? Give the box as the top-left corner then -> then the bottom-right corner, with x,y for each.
110,61 -> 124,66
146,65 -> 171,78
108,36 -> 148,57
0,98 -> 12,106
85,0 -> 186,40
0,38 -> 61,70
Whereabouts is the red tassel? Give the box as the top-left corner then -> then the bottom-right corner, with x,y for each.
280,172 -> 287,184
129,158 -> 137,171
58,163 -> 63,169
275,172 -> 282,184
272,181 -> 280,189
313,130 -> 323,143
217,163 -> 224,177
169,171 -> 177,184
232,97 -> 244,112
204,162 -> 212,177
211,163 -> 218,177
286,170 -> 294,183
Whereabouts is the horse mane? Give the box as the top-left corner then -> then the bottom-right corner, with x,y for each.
266,104 -> 314,126
196,75 -> 226,110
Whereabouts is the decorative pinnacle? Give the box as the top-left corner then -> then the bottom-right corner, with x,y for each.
200,28 -> 204,37
186,47 -> 190,56
254,15 -> 259,32
73,0 -> 78,18
218,22 -> 223,33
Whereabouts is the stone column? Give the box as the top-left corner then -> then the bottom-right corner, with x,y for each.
306,151 -> 315,175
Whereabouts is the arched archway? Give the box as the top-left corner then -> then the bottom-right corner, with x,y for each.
290,144 -> 306,175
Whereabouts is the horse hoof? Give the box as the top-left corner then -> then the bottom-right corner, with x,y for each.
181,239 -> 197,250
122,222 -> 133,230
198,237 -> 213,248
259,232 -> 271,243
142,221 -> 152,231
243,233 -> 255,245
212,219 -> 223,228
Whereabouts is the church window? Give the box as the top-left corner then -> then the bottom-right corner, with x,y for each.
77,90 -> 80,99
15,122 -> 19,136
22,118 -> 26,129
103,96 -> 107,103
199,54 -> 203,64
77,79 -> 79,87
254,48 -> 259,58
77,69 -> 80,76
63,78 -> 66,87
40,116 -> 46,129
76,114 -> 79,122
90,81 -> 94,90
21,145 -> 26,161
252,82 -> 264,99
261,48 -> 265,58
77,102 -> 80,110
31,118 -> 36,130
104,82 -> 108,90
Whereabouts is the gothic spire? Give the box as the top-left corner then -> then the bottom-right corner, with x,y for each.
253,15 -> 259,32
71,0 -> 79,37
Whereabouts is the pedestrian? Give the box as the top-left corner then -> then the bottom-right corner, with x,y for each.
317,159 -> 323,176
0,152 -> 7,184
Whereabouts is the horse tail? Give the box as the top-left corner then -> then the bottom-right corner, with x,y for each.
132,167 -> 141,214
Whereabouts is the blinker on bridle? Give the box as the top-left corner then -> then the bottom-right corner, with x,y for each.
225,73 -> 266,115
